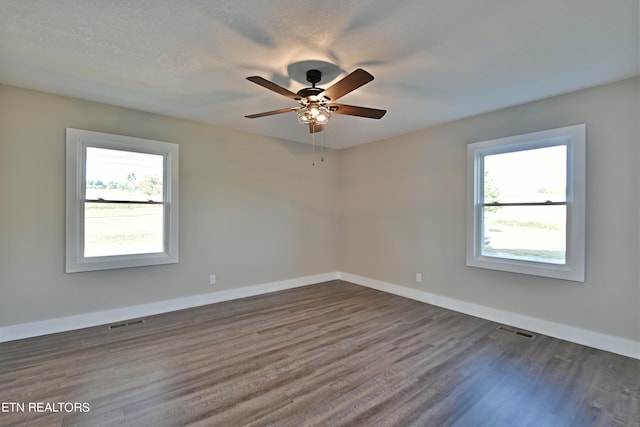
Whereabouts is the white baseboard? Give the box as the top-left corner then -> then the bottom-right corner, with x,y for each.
338,272 -> 640,360
0,272 -> 339,343
3,271 -> 638,360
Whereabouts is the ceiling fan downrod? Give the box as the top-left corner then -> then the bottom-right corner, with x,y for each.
305,69 -> 322,87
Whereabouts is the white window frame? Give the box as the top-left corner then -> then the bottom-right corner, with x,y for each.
466,124 -> 586,282
66,128 -> 179,273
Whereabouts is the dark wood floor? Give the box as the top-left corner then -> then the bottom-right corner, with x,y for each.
1,281 -> 638,426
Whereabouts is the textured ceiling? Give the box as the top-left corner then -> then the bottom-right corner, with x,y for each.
0,0 -> 638,149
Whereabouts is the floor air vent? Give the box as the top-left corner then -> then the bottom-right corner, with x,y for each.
497,325 -> 536,339
108,319 -> 145,330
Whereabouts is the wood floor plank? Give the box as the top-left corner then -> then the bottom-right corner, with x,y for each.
1,280 -> 638,426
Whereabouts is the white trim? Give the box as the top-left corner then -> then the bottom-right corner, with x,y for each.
3,271 -> 637,360
0,272 -> 339,343
466,124 -> 586,282
338,272 -> 639,359
65,128 -> 180,273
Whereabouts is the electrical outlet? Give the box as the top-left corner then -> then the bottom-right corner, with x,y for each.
416,273 -> 422,283
209,275 -> 216,285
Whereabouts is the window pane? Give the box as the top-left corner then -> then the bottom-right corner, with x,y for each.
484,145 -> 566,203
482,205 -> 566,264
84,203 -> 164,257
86,148 -> 164,202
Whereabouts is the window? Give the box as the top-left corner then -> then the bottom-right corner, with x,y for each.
466,124 -> 585,282
66,129 -> 179,272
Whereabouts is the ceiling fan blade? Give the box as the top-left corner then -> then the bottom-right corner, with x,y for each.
321,68 -> 374,101
245,107 -> 299,119
309,123 -> 324,133
246,76 -> 300,100
329,103 -> 386,119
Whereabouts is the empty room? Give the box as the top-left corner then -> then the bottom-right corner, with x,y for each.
1,1 -> 638,426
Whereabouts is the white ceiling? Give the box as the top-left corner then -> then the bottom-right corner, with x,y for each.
1,0 -> 638,149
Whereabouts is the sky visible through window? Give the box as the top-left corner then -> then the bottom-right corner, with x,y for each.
85,147 -> 164,202
484,145 -> 567,203
86,147 -> 163,183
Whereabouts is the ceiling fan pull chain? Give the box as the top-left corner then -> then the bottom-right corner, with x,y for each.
312,126 -> 316,166
321,126 -> 324,162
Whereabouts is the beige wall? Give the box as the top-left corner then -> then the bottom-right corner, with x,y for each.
340,77 -> 639,342
0,84 -> 341,326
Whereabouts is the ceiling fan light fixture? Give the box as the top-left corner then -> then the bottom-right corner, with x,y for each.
316,109 -> 330,123
296,107 -> 311,124
297,105 -> 330,125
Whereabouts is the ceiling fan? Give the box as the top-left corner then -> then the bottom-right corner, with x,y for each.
245,68 -> 386,133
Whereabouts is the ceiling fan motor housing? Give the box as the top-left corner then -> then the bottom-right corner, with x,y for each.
297,87 -> 325,99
